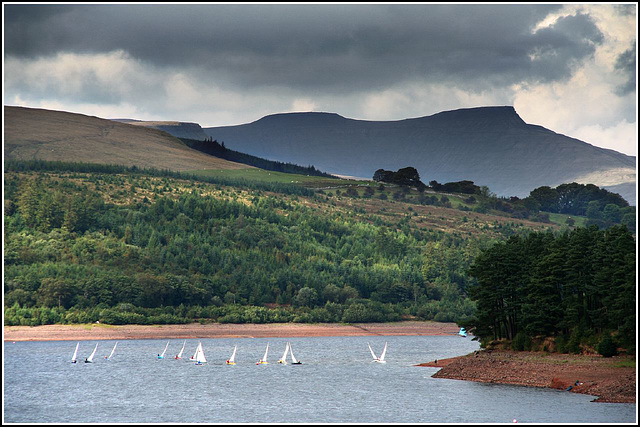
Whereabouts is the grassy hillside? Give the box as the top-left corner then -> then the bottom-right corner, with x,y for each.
5,160 -> 566,327
4,106 -> 250,172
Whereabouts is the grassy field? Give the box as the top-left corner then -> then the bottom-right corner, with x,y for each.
547,212 -> 588,227
190,168 -> 585,230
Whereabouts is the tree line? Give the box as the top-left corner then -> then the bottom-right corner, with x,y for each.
181,138 -> 335,178
465,225 -> 635,355
372,165 -> 634,230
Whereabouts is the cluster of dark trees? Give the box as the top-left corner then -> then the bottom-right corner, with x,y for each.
373,167 -> 426,190
521,182 -> 634,230
525,182 -> 629,215
182,138 -> 335,178
465,225 -> 636,355
372,166 -> 486,196
429,180 -> 483,195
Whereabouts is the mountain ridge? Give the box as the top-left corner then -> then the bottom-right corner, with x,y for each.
203,106 -> 636,204
111,118 -> 209,140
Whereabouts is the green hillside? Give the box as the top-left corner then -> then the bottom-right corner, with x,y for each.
2,160 -> 549,326
4,160 -> 634,338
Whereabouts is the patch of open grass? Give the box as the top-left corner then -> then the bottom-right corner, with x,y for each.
189,168 -> 359,188
547,212 -> 588,228
610,359 -> 635,368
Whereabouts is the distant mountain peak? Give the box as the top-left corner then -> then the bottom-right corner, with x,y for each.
254,111 -> 347,125
425,105 -> 526,126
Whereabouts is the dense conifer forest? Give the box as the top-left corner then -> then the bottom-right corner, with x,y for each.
464,225 -> 636,355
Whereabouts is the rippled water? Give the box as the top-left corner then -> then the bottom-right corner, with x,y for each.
3,335 -> 636,423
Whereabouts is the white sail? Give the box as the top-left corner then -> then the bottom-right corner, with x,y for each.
107,342 -> 118,360
227,345 -> 237,364
86,343 -> 98,363
195,341 -> 207,364
190,343 -> 198,360
379,342 -> 387,362
158,341 -> 169,359
289,342 -> 301,364
278,342 -> 290,364
257,343 -> 269,364
367,343 -> 378,361
176,340 -> 186,359
368,342 -> 387,363
72,342 -> 79,363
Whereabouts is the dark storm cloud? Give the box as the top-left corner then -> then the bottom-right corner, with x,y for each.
4,4 -> 604,92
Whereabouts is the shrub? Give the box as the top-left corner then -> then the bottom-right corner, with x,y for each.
218,312 -> 244,324
597,334 -> 618,358
554,334 -> 567,353
433,311 -> 455,322
566,328 -> 583,354
511,331 -> 530,351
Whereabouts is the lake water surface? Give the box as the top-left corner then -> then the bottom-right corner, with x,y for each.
3,335 -> 636,423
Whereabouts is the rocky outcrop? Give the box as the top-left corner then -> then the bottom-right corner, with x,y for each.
420,350 -> 636,403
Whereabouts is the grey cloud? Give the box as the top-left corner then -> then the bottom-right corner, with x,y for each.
526,13 -> 604,83
614,42 -> 636,96
4,4 -> 606,94
613,4 -> 636,17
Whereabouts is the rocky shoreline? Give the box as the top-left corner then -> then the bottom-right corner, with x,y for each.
417,350 -> 636,404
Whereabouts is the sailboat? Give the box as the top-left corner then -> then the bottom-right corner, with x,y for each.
157,341 -> 169,359
458,327 -> 467,337
105,342 -> 117,360
194,341 -> 207,365
85,342 -> 98,363
71,342 -> 79,364
278,342 -> 290,364
226,345 -> 237,365
175,340 -> 186,359
368,342 -> 387,363
288,342 -> 302,365
189,343 -> 198,361
256,342 -> 269,364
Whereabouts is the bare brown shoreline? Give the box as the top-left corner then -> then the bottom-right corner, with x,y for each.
3,320 -> 460,342
417,350 -> 636,404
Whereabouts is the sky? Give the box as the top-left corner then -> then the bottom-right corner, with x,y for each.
3,3 -> 638,156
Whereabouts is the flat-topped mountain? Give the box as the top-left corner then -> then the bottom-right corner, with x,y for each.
112,119 -> 209,141
4,106 -> 250,172
204,107 -> 636,204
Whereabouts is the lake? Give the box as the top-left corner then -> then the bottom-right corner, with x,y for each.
3,335 -> 636,423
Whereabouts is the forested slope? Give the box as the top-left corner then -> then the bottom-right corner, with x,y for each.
4,161 -> 554,326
